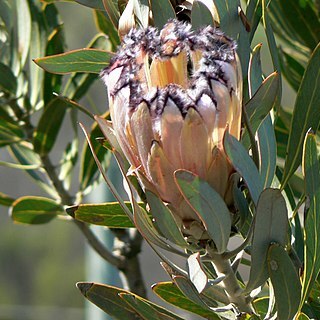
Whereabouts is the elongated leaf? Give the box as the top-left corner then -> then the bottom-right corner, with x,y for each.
191,1 -> 215,29
0,62 -> 17,94
268,243 -> 301,320
149,0 -> 175,28
120,293 -> 179,320
10,196 -> 64,224
300,132 -> 320,310
70,202 -> 139,228
187,252 -> 208,293
152,282 -> 221,320
224,131 -> 263,206
246,0 -> 262,43
246,189 -> 289,292
77,282 -> 184,320
242,72 -> 280,148
79,119 -> 111,194
174,170 -> 231,253
0,192 -> 15,207
0,119 -> 24,147
146,191 -> 187,247
75,0 -> 104,10
102,0 -> 120,29
248,43 -> 263,97
33,97 -> 68,155
213,0 -> 240,38
282,43 -> 320,188
16,0 -> 31,68
34,49 -> 113,74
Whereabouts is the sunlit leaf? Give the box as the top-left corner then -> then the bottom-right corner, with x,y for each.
282,43 -> 320,188
152,282 -> 221,320
10,196 -> 64,224
268,243 -> 301,320
34,48 -> 114,74
246,189 -> 289,292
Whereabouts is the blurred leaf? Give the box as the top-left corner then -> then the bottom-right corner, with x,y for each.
268,243 -> 301,320
93,10 -> 120,49
224,131 -> 263,206
79,119 -> 111,194
246,188 -> 289,292
77,282 -> 184,320
34,48 -> 114,74
10,143 -> 59,198
252,297 -> 269,319
75,0 -> 105,10
28,0 -> 47,107
279,48 -> 305,92
213,0 -> 240,38
300,132 -> 320,310
0,63 -> 17,94
133,0 -> 149,28
16,0 -> 31,68
282,43 -> 320,188
59,137 -> 78,190
149,0 -> 175,28
11,196 -> 64,224
242,72 -> 280,148
120,293 -> 181,320
296,313 -> 311,320
152,282 -> 221,320
174,170 -> 231,253
146,191 -> 187,247
191,1 -> 215,28
0,119 -> 24,147
0,160 -> 39,170
70,202 -> 138,228
0,192 -> 15,207
33,97 -> 69,155
269,0 -> 320,51
102,0 -> 121,29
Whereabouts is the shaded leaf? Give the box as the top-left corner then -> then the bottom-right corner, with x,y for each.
75,0 -> 104,10
152,282 -> 221,320
300,132 -> 320,310
10,196 -> 64,224
149,0 -> 175,28
242,72 -> 280,148
0,62 -> 17,94
246,189 -> 289,292
282,43 -> 320,188
102,0 -> 120,29
191,1 -> 215,29
34,48 -> 114,74
268,243 -> 301,320
0,192 -> 15,207
224,131 -> 263,206
77,282 -> 184,320
0,119 -> 24,147
33,97 -> 68,155
146,190 -> 187,247
174,170 -> 231,253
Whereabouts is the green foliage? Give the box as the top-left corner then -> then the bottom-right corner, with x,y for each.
1,0 -> 320,319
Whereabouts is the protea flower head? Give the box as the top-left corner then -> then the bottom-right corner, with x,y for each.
98,20 -> 242,240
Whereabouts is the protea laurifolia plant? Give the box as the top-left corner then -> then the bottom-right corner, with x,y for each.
98,20 -> 242,241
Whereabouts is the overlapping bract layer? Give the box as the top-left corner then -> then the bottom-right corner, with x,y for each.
99,20 -> 242,239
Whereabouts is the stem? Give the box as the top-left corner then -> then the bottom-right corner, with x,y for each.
112,229 -> 147,297
207,246 -> 254,315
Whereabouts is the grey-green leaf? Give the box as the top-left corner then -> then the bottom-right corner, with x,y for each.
268,243 -> 301,320
282,43 -> 320,188
174,170 -> 231,253
224,131 -> 263,206
191,1 -> 215,29
149,0 -> 175,28
246,189 -> 289,292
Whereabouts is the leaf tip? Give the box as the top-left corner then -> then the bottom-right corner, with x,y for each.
76,282 -> 93,296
